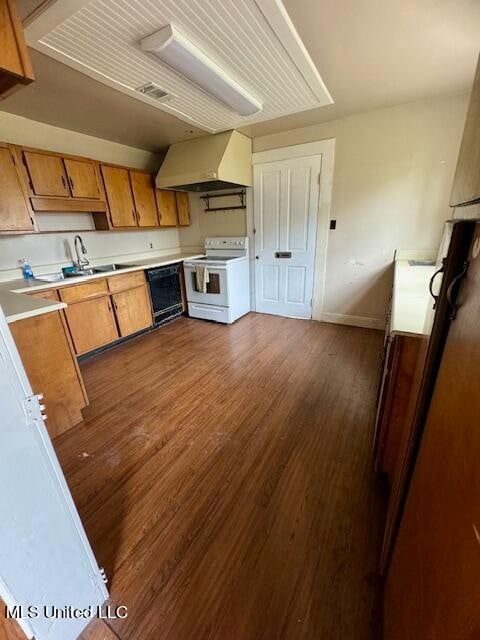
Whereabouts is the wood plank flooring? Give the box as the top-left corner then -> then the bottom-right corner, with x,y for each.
54,313 -> 386,640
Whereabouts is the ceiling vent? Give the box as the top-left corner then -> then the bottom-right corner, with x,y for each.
136,82 -> 169,101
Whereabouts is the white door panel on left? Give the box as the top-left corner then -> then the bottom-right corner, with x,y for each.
0,309 -> 107,640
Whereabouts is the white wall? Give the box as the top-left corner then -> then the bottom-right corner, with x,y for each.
253,92 -> 469,324
188,193 -> 247,239
0,113 -> 203,279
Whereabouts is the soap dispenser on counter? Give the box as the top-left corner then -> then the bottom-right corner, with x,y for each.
20,258 -> 34,280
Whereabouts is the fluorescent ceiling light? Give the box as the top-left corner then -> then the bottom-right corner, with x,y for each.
141,24 -> 262,117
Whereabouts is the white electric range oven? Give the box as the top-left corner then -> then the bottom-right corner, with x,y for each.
183,237 -> 250,324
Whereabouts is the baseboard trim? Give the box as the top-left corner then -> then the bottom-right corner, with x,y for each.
321,312 -> 386,331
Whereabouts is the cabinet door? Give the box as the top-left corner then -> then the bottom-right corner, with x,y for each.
130,171 -> 159,227
100,165 -> 137,227
23,150 -> 71,197
156,189 -> 178,227
10,311 -> 86,439
0,0 -> 35,99
64,295 -> 119,355
63,158 -> 100,199
0,146 -> 34,231
112,285 -> 152,337
175,191 -> 191,226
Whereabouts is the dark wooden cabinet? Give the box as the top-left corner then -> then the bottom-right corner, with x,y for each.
450,54 -> 480,207
384,224 -> 480,639
374,334 -> 421,478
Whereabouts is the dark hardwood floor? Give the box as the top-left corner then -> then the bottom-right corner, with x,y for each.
54,313 -> 386,640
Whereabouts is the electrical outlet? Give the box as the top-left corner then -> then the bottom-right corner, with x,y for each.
149,242 -> 154,249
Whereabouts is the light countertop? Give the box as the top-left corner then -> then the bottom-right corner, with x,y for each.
390,252 -> 436,337
0,252 -> 204,324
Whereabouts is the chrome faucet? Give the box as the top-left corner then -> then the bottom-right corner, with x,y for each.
74,235 -> 89,270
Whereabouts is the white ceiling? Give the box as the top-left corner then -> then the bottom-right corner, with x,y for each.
1,0 -> 478,151
24,0 -> 332,132
246,0 -> 480,137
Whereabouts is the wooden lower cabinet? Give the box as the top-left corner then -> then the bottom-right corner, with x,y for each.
64,295 -> 119,355
112,285 -> 152,336
374,334 -> 421,479
10,311 -> 87,439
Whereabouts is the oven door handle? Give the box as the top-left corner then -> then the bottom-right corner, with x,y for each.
184,263 -> 227,270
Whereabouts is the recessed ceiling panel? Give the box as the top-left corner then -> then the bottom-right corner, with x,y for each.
25,0 -> 332,133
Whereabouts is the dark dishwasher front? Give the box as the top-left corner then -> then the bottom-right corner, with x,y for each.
146,264 -> 183,324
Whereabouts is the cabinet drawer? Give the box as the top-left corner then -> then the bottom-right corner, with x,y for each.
108,270 -> 145,293
59,278 -> 108,303
27,288 -> 59,301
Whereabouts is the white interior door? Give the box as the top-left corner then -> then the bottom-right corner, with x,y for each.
0,308 -> 108,640
254,154 -> 321,318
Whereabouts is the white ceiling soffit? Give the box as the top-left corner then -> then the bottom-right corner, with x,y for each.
25,0 -> 333,133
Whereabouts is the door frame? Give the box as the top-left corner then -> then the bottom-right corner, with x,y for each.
250,138 -> 335,319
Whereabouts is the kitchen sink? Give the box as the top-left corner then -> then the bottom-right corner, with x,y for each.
92,263 -> 134,272
64,268 -> 97,277
35,263 -> 134,282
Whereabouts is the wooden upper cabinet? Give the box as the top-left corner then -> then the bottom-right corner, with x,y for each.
130,171 -> 159,227
0,0 -> 35,100
23,150 -> 70,197
112,285 -> 152,337
101,165 -> 137,227
450,54 -> 480,207
175,191 -> 191,226
0,145 -> 34,232
156,189 -> 178,227
64,158 -> 100,199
